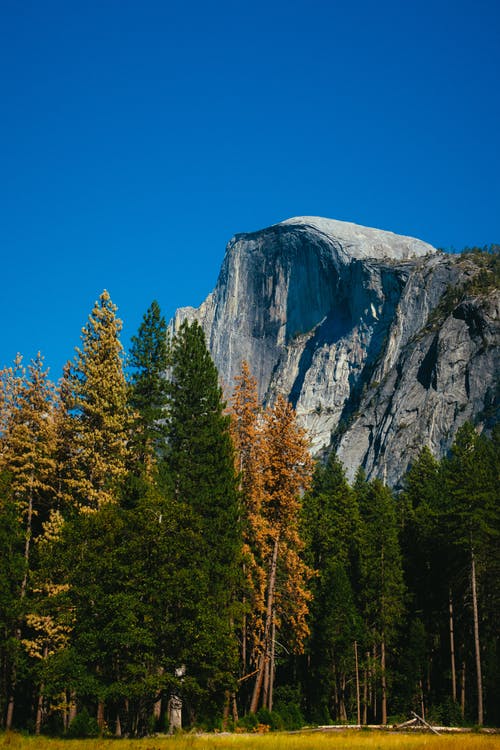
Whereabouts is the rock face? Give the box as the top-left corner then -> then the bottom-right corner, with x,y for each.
173,217 -> 499,486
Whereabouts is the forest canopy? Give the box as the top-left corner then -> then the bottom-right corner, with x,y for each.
0,292 -> 498,736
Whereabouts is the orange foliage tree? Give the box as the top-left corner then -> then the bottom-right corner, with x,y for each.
230,363 -> 268,685
231,363 -> 314,714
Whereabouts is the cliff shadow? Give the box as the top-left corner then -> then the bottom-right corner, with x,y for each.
289,305 -> 351,409
329,265 -> 408,453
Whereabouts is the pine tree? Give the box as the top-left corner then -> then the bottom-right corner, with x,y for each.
48,493 -> 181,737
0,355 -> 25,443
21,510 -> 73,734
302,453 -> 363,723
6,354 -> 58,577
65,291 -> 129,511
128,300 -> 169,479
165,320 -> 242,719
357,477 -> 405,724
441,423 -> 499,726
0,353 -> 58,728
401,447 -> 448,715
249,394 -> 313,713
230,362 -> 268,687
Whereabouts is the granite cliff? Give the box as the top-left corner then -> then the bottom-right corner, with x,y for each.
173,217 -> 499,486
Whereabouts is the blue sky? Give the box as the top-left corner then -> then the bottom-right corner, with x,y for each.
1,0 -> 499,379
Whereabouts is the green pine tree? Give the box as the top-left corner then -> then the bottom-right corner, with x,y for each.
49,493 -> 181,736
357,477 -> 405,724
441,423 -> 500,726
165,319 -> 242,722
128,300 -> 170,480
302,453 -> 363,723
400,447 -> 449,717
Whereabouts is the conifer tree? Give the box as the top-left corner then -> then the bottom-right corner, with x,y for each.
0,355 -> 25,444
357,478 -> 405,724
302,453 -> 363,723
128,300 -> 169,479
249,394 -> 313,713
230,362 -> 267,684
0,353 -> 58,728
64,291 -> 129,511
21,510 -> 73,734
401,447 -> 448,714
441,423 -> 499,726
48,494 -> 180,737
5,354 -> 58,575
166,320 -> 242,718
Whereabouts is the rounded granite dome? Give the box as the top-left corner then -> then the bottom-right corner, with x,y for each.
277,216 -> 436,261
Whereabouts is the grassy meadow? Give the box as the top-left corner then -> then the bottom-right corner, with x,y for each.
2,731 -> 500,750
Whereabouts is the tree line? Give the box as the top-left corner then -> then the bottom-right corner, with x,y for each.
0,291 -> 498,735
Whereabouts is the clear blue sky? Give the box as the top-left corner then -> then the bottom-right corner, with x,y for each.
1,0 -> 499,379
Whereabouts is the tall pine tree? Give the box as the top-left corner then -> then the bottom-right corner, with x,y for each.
302,453 -> 363,723
165,320 -> 242,721
128,300 -> 169,480
249,394 -> 313,713
357,477 -> 405,724
64,291 -> 129,511
230,362 -> 267,692
441,423 -> 499,726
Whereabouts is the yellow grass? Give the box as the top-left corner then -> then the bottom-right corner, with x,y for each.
2,730 -> 500,750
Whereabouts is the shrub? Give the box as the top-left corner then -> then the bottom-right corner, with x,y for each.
256,707 -> 284,730
273,685 -> 305,729
237,712 -> 259,731
66,707 -> 99,738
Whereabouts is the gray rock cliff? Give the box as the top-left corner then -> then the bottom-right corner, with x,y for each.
172,217 -> 499,486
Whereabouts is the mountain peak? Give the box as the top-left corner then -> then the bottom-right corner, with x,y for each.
276,216 -> 436,260
173,218 -> 497,486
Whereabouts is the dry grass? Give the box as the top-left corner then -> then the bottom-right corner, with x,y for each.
1,731 -> 500,750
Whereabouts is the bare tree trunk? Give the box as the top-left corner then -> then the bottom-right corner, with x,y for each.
460,661 -> 466,719
115,712 -> 122,737
332,663 -> 339,720
97,700 -> 105,733
262,652 -> 270,710
449,588 -> 457,702
363,651 -> 370,724
63,692 -> 69,732
250,536 -> 279,713
231,692 -> 239,723
354,641 -> 361,725
35,691 -> 44,735
222,691 -> 231,730
362,657 -> 368,725
268,615 -> 276,712
471,545 -> 483,725
419,679 -> 425,720
242,609 -> 247,676
340,673 -> 347,722
381,638 -> 387,725
6,671 -> 16,730
154,668 -> 163,723
69,690 -> 77,725
372,644 -> 377,722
